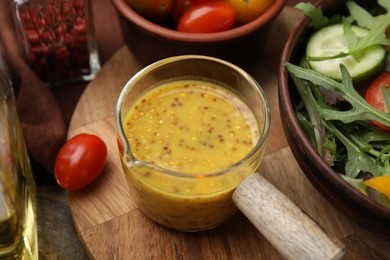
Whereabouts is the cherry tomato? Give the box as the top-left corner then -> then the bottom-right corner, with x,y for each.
224,0 -> 275,24
365,73 -> 390,131
125,0 -> 174,20
178,1 -> 236,33
55,133 -> 108,190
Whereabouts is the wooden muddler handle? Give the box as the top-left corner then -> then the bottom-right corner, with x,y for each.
232,173 -> 345,260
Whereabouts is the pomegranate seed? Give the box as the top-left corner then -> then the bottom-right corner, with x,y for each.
39,17 -> 47,27
72,0 -> 80,8
48,1 -> 56,15
56,14 -> 63,23
61,0 -> 71,15
31,45 -> 50,55
77,35 -> 88,43
26,29 -> 40,43
41,31 -> 52,41
65,33 -> 75,45
73,22 -> 86,33
56,46 -> 69,59
76,9 -> 85,18
56,25 -> 65,35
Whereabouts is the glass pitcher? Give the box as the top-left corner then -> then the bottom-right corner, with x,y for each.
0,71 -> 38,259
116,55 -> 270,232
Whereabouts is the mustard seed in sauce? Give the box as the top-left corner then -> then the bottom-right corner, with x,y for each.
123,79 -> 262,231
125,80 -> 259,174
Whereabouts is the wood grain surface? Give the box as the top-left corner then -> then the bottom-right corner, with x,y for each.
67,6 -> 390,259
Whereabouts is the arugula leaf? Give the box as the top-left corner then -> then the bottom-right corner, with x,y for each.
383,85 -> 390,112
295,2 -> 329,30
375,192 -> 390,208
290,72 -> 327,156
284,62 -> 390,127
340,175 -> 367,195
353,125 -> 390,152
295,105 -> 316,147
375,141 -> 390,174
295,2 -> 346,30
379,0 -> 390,10
346,0 -> 390,54
328,122 -> 383,178
343,21 -> 359,51
346,1 -> 376,30
339,123 -> 389,175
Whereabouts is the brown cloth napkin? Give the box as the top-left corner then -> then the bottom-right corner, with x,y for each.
0,1 -> 67,174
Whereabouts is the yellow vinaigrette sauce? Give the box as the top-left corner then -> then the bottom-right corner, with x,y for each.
123,80 -> 263,231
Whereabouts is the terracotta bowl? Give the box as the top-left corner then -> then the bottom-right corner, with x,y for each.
111,0 -> 286,67
279,0 -> 390,238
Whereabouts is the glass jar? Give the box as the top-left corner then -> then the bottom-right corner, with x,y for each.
0,71 -> 38,259
12,0 -> 101,87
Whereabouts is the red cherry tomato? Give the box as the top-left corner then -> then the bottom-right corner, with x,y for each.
55,133 -> 108,190
178,1 -> 236,33
365,73 -> 390,131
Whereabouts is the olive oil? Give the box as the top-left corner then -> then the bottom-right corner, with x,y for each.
0,171 -> 38,259
0,209 -> 19,257
0,75 -> 38,259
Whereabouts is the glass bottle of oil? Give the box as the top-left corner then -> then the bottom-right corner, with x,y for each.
0,71 -> 38,259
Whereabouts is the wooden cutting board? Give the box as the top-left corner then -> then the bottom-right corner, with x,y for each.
67,6 -> 390,259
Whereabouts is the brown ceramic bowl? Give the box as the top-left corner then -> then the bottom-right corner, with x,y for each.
279,0 -> 390,238
111,0 -> 286,67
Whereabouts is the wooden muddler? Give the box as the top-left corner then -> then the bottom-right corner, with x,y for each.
232,173 -> 345,260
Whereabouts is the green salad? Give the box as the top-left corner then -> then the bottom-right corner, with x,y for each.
284,0 -> 390,208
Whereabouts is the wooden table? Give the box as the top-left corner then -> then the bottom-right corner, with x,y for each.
36,1 -> 390,259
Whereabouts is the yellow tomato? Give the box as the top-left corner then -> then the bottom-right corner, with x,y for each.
364,176 -> 390,199
224,0 -> 275,24
126,0 -> 174,20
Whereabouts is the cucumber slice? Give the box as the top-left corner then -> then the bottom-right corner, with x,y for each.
306,24 -> 386,82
